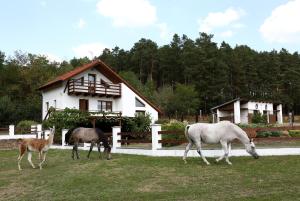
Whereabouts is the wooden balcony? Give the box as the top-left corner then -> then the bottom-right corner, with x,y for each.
67,79 -> 121,98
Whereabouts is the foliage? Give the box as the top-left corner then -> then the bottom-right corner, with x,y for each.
16,120 -> 37,134
2,32 -> 300,125
121,113 -> 152,139
256,131 -> 282,138
251,113 -> 268,124
43,108 -> 90,143
161,120 -> 187,146
289,130 -> 300,137
238,123 -> 274,128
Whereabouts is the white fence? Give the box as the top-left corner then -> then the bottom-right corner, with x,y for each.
0,124 -> 51,140
1,124 -> 300,157
57,124 -> 300,157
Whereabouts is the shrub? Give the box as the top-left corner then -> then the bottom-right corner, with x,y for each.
252,113 -> 267,124
43,108 -> 152,143
16,120 -> 37,134
161,120 -> 187,146
256,131 -> 272,138
270,131 -> 282,137
289,130 -> 300,137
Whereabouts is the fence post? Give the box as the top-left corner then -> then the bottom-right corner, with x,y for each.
37,124 -> 42,139
151,124 -> 161,150
62,129 -> 68,146
112,126 -> 121,151
9,125 -> 14,136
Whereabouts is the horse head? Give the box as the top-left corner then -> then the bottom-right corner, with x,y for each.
246,139 -> 259,159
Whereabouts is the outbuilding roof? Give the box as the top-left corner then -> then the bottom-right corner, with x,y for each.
39,60 -> 162,114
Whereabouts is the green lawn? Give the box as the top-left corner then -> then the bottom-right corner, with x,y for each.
0,150 -> 299,201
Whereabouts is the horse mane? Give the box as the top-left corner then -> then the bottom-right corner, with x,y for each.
65,127 -> 76,145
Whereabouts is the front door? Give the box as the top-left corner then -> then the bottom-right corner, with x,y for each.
79,99 -> 89,111
88,74 -> 96,93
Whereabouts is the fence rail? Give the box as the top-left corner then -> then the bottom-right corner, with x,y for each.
117,132 -> 151,136
0,128 -> 8,132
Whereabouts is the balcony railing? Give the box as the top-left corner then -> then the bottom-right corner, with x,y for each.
68,79 -> 121,97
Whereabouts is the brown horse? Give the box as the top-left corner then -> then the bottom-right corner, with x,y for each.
67,127 -> 111,160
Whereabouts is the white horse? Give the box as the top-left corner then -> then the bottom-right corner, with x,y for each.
183,121 -> 259,165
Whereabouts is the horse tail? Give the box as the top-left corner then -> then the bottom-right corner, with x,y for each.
184,125 -> 191,140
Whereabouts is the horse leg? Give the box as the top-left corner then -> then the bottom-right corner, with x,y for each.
216,141 -> 228,162
17,145 -> 26,171
218,140 -> 232,165
75,144 -> 80,159
183,142 -> 193,164
39,152 -> 47,170
72,145 -> 76,160
97,143 -> 102,159
225,142 -> 232,165
87,142 -> 94,159
27,151 -> 36,169
195,141 -> 210,165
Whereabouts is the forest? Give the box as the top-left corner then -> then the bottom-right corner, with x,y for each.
0,33 -> 300,126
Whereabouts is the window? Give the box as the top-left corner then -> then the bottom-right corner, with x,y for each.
98,101 -> 112,112
54,100 -> 56,108
46,102 -> 49,111
75,77 -> 84,86
135,98 -> 145,107
135,110 -> 145,116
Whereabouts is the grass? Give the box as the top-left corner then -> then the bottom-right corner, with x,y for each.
0,149 -> 300,201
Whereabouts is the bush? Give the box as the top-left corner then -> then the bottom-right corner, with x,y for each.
43,108 -> 152,143
256,130 -> 282,138
16,120 -> 37,134
161,120 -> 187,146
252,113 -> 267,124
256,131 -> 272,138
121,113 -> 152,139
270,131 -> 282,137
289,130 -> 300,137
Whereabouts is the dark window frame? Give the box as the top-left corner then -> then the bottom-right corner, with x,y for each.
98,100 -> 113,112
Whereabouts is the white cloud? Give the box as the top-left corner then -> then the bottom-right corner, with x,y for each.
96,0 -> 157,27
77,18 -> 86,29
157,23 -> 171,40
260,0 -> 300,43
42,53 -> 62,63
198,7 -> 245,33
219,30 -> 233,38
73,43 -> 107,59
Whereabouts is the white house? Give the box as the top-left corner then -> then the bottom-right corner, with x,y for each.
39,60 -> 162,123
211,98 -> 283,124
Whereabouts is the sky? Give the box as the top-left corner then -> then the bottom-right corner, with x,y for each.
1,0 -> 300,62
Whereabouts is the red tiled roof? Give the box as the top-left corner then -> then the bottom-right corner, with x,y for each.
39,60 -> 162,114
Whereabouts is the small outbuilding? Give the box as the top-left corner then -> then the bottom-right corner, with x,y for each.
211,98 -> 283,124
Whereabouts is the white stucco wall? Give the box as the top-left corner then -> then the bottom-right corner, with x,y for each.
247,101 -> 273,114
240,110 -> 248,124
42,71 -> 159,123
119,83 -> 158,123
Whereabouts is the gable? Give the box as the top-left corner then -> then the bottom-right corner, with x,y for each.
39,60 -> 162,114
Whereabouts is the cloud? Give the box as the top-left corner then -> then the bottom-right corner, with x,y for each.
73,43 -> 107,58
96,0 -> 157,27
157,23 -> 171,40
42,53 -> 62,63
260,0 -> 300,43
77,18 -> 86,29
219,30 -> 233,38
198,7 -> 245,35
